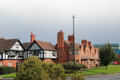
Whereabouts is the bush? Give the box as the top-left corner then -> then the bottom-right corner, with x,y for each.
15,56 -> 50,80
41,62 -> 66,80
71,74 -> 85,80
15,56 -> 66,80
49,64 -> 66,80
0,66 -> 15,75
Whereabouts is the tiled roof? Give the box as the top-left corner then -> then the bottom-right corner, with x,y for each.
0,39 -> 19,53
22,42 -> 31,49
36,40 -> 56,50
64,40 -> 80,51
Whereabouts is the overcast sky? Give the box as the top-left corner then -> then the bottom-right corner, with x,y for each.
0,0 -> 120,44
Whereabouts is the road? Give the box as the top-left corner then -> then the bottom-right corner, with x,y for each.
2,73 -> 120,80
86,73 -> 120,80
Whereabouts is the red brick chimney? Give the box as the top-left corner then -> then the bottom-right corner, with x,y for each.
31,32 -> 35,43
68,35 -> 74,42
57,30 -> 64,48
57,30 -> 65,63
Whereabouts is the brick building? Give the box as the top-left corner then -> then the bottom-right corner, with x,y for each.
0,31 -> 100,68
56,30 -> 100,68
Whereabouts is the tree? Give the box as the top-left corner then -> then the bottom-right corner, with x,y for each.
99,43 -> 115,70
114,53 -> 120,62
15,56 -> 50,80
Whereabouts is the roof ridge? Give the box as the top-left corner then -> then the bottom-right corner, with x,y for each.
0,39 -> 19,41
36,40 -> 52,44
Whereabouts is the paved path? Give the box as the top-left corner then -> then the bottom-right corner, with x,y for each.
86,73 -> 120,80
2,73 -> 120,80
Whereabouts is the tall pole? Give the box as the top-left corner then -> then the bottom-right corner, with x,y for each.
73,15 -> 76,75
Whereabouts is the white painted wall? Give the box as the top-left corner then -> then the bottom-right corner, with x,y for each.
29,43 -> 41,50
3,52 -> 23,59
10,42 -> 24,51
44,50 -> 57,59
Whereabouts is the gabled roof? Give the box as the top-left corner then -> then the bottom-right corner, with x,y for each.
64,40 -> 80,51
35,40 -> 56,50
0,39 -> 21,53
22,42 -> 31,49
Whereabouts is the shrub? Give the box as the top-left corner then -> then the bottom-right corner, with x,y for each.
15,56 -> 66,80
63,61 -> 87,73
15,56 -> 50,80
0,66 -> 15,75
49,64 -> 66,80
42,63 -> 66,80
71,74 -> 85,80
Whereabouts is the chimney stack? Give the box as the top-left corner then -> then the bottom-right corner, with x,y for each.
68,35 -> 74,42
31,32 -> 35,43
57,30 -> 64,48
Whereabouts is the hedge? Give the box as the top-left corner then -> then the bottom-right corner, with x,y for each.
63,61 -> 87,73
0,66 -> 15,75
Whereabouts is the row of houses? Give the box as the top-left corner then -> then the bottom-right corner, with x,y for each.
0,30 -> 100,68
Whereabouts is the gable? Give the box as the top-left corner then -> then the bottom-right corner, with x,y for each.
29,42 -> 42,50
10,42 -> 24,51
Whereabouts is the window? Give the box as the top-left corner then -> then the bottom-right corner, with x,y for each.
76,60 -> 79,63
0,54 -> 2,59
8,62 -> 12,67
52,52 -> 56,56
0,62 -> 3,67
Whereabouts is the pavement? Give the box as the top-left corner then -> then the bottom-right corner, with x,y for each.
2,78 -> 14,80
1,73 -> 120,80
86,73 -> 120,80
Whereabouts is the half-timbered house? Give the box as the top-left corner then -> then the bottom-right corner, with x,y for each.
23,32 -> 57,62
24,40 -> 57,61
0,39 -> 25,67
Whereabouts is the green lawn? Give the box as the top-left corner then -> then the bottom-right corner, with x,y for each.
81,65 -> 120,76
1,65 -> 120,78
0,73 -> 16,78
67,65 -> 120,76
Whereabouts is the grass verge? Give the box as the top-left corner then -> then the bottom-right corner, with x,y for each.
0,73 -> 16,78
67,65 -> 120,76
81,65 -> 120,76
1,65 -> 120,78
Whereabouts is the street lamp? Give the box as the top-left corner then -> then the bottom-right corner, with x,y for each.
72,15 -> 76,75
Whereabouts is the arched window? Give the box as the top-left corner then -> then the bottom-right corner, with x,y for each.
8,62 -> 12,67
